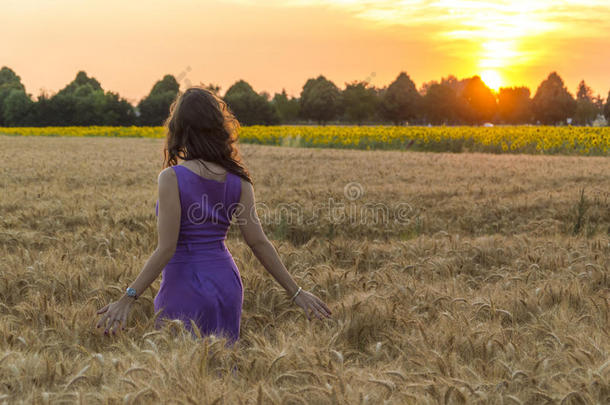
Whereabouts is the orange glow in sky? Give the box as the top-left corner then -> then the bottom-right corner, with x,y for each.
2,0 -> 609,103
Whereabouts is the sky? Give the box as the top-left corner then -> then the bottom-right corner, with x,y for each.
2,0 -> 610,104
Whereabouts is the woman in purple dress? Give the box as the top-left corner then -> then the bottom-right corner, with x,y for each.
95,87 -> 332,345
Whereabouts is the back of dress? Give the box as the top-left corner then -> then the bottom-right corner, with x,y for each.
153,164 -> 244,344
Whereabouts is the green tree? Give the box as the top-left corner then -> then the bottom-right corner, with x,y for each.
421,82 -> 460,124
24,71 -> 135,126
532,72 -> 576,124
102,91 -> 137,126
341,81 -> 378,124
379,72 -> 421,125
137,75 -> 179,126
574,80 -> 599,126
604,91 -> 610,121
49,72 -> 101,124
3,89 -> 34,126
224,80 -> 279,125
0,67 -> 25,89
497,87 -> 532,124
57,71 -> 102,96
299,75 -> 341,124
0,67 -> 136,126
459,76 -> 496,124
271,89 -> 300,123
71,82 -> 107,125
592,94 -> 604,110
0,66 -> 29,126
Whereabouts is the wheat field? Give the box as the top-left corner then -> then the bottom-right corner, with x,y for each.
0,135 -> 609,404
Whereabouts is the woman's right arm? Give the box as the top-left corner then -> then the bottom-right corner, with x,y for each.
235,179 -> 332,320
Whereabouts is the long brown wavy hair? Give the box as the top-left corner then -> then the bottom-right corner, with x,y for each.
163,87 -> 252,183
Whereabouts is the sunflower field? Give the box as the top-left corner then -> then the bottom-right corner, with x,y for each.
1,125 -> 608,155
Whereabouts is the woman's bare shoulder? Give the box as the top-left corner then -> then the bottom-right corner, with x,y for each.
158,166 -> 177,184
238,177 -> 254,202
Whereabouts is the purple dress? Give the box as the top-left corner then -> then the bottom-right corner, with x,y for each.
153,165 -> 243,344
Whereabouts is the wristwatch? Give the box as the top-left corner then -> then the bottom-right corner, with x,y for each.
125,287 -> 138,300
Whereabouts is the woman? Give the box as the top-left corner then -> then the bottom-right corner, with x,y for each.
95,87 -> 332,344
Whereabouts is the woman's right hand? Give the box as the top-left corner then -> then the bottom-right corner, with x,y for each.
293,290 -> 332,320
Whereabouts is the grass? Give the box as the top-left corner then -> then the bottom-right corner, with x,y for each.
0,135 -> 609,403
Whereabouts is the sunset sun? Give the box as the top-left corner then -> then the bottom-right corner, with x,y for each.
480,70 -> 503,92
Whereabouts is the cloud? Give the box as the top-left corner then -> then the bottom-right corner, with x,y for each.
228,0 -> 610,71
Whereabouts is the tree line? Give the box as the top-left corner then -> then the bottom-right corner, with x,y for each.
1,66 -> 609,127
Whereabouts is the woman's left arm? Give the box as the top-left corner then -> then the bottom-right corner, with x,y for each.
95,167 -> 181,335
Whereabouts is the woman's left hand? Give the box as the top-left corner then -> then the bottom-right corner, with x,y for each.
96,296 -> 135,335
